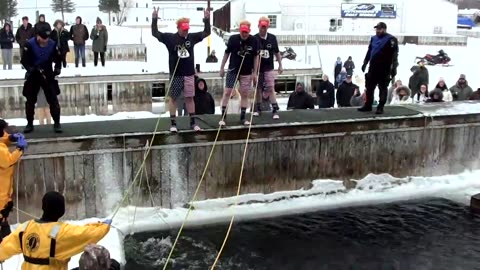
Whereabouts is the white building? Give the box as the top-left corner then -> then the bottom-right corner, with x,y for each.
13,0 -> 226,27
227,0 -> 458,35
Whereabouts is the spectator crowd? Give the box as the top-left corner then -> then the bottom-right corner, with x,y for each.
0,14 -> 108,69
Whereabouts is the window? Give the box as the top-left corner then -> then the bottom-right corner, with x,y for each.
136,17 -> 138,22
124,17 -> 127,22
146,17 -> 149,22
146,3 -> 148,8
267,15 -> 277,29
136,2 -> 138,7
124,2 -> 126,7
113,17 -> 116,22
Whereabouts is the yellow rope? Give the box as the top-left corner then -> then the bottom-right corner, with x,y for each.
110,57 -> 181,220
210,57 -> 262,270
162,55 -> 247,270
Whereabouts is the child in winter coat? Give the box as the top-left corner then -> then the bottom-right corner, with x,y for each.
432,78 -> 451,102
414,84 -> 429,104
336,68 -> 348,88
0,23 -> 15,70
391,86 -> 412,105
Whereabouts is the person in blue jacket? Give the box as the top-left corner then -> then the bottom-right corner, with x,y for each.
359,22 -> 399,114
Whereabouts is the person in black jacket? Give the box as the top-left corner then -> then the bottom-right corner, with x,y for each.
359,22 -> 399,114
34,14 -> 52,35
336,74 -> 359,107
343,56 -> 355,76
21,25 -> 63,133
0,23 -> 15,70
334,57 -> 342,89
316,74 -> 335,108
51,19 -> 71,68
287,82 -> 315,110
15,17 -> 35,64
152,7 -> 211,132
194,77 -> 215,115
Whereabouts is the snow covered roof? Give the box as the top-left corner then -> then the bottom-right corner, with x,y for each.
245,0 -> 281,14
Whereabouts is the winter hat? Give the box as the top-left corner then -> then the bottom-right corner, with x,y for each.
54,19 -> 64,28
196,78 -> 208,92
76,16 -> 82,23
459,74 -> 466,79
296,82 -> 305,90
0,119 -> 8,131
41,191 -> 65,222
96,17 -> 102,24
79,244 -> 111,270
37,24 -> 51,39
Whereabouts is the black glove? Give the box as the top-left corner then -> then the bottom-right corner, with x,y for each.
361,63 -> 367,73
54,68 -> 61,76
104,46 -> 107,52
0,201 -> 13,219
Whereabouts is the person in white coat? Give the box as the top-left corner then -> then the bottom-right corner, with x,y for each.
432,78 -> 452,102
390,85 -> 412,105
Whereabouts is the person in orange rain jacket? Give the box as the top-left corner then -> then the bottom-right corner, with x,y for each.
0,191 -> 112,269
0,119 -> 27,241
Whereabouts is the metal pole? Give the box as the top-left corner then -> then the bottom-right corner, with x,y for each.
304,0 -> 308,64
207,0 -> 211,56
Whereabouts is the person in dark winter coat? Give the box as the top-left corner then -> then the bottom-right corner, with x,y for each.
449,74 -> 473,101
316,74 -> 335,108
336,74 -> 359,107
90,17 -> 108,67
358,22 -> 399,114
194,78 -> 215,115
469,88 -> 480,100
426,88 -> 444,103
343,56 -> 355,76
334,57 -> 342,88
287,82 -> 315,110
51,20 -> 71,68
408,60 -> 429,100
206,50 -> 218,63
34,14 -> 52,35
0,23 -> 14,70
70,16 -> 89,68
15,17 -> 35,62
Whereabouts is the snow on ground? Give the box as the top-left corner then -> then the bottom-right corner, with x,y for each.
3,169 -> 480,269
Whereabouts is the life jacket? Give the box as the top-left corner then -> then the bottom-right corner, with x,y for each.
27,38 -> 56,67
18,220 -> 62,266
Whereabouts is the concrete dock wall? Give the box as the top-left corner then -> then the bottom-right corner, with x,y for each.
9,105 -> 480,222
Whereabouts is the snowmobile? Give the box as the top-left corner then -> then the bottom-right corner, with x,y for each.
415,50 -> 452,66
280,47 -> 297,60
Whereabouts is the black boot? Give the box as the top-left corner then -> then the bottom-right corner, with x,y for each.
358,106 -> 372,112
376,106 -> 384,114
54,123 -> 63,133
24,123 -> 34,133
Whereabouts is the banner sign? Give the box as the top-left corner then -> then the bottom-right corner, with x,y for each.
341,4 -> 397,18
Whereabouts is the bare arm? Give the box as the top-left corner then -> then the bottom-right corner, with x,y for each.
220,53 -> 230,71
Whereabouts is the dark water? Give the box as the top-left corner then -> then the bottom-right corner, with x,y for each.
124,199 -> 480,270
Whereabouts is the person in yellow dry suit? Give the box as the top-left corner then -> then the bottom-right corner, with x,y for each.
0,119 -> 27,241
0,191 -> 112,269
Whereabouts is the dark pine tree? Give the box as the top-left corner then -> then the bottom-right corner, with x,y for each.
0,0 -> 18,24
51,0 -> 76,22
99,0 -> 120,26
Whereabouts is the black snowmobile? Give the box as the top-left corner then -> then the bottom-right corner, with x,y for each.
280,47 -> 297,60
415,50 -> 452,66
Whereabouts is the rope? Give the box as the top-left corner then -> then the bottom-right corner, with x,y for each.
110,57 -> 181,220
15,159 -> 20,224
209,56 -> 262,270
13,207 -> 39,219
161,55 -> 247,270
